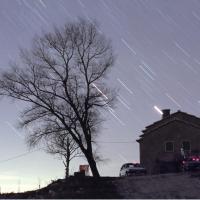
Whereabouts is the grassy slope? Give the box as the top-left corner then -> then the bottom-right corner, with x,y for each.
1,173 -> 200,199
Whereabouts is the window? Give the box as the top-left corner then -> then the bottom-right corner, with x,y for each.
182,141 -> 190,151
121,165 -> 126,170
165,141 -> 174,152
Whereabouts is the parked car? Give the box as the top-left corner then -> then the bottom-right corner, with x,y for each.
119,163 -> 147,177
181,155 -> 200,171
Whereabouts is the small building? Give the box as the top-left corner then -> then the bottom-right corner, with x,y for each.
137,109 -> 200,174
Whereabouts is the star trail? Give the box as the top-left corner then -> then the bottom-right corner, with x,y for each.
0,0 -> 200,192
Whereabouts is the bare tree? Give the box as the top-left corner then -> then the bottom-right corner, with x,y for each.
0,19 -> 115,177
46,133 -> 81,178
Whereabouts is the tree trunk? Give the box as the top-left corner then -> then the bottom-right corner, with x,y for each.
65,138 -> 70,179
65,160 -> 69,178
77,133 -> 100,177
85,150 -> 100,178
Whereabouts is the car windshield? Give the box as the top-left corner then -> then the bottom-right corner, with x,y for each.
127,163 -> 141,168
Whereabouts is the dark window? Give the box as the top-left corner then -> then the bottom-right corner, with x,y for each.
134,163 -> 141,167
182,141 -> 190,151
165,141 -> 174,152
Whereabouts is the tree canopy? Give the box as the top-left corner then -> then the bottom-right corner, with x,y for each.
0,19 -> 115,177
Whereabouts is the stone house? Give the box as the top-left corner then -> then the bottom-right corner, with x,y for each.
137,109 -> 200,174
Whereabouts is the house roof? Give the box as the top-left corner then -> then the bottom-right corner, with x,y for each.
137,110 -> 200,142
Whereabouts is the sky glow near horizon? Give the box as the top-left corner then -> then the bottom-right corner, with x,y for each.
0,0 -> 200,192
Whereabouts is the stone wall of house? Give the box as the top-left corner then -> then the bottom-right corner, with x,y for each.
139,120 -> 200,174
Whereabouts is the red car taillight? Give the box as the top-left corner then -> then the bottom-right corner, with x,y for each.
190,156 -> 200,161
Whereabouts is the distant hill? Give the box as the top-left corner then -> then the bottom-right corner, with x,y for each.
1,173 -> 200,198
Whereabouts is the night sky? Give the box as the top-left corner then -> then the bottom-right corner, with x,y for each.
0,0 -> 200,192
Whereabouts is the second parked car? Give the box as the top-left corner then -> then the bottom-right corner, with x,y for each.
181,155 -> 200,171
119,163 -> 147,177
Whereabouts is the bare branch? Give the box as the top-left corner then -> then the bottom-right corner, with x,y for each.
0,18 -> 116,178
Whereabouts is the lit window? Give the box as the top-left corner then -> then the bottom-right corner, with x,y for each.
182,141 -> 190,151
165,141 -> 174,152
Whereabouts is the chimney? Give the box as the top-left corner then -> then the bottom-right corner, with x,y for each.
162,109 -> 170,119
